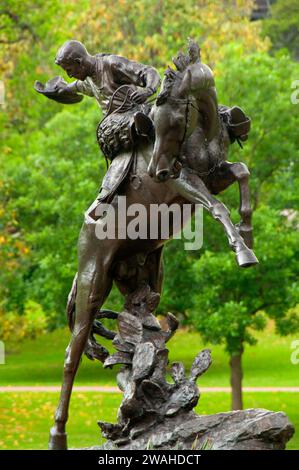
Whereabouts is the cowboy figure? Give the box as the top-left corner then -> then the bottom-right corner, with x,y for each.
35,40 -> 250,204
54,40 -> 160,162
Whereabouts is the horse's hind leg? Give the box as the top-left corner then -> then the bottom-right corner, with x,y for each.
224,162 -> 253,249
168,167 -> 258,267
49,220 -> 113,450
210,161 -> 253,249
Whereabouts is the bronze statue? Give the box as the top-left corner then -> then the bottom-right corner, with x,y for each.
35,39 -> 259,450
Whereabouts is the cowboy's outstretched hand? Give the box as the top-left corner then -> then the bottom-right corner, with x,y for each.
131,89 -> 152,104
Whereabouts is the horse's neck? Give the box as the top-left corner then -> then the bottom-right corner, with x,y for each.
183,113 -> 229,175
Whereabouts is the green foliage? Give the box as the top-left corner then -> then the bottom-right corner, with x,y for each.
0,0 -> 83,133
262,0 -> 299,60
188,207 -> 299,355
74,0 -> 267,68
216,46 -> 299,204
1,102 -> 105,325
0,299 -> 48,344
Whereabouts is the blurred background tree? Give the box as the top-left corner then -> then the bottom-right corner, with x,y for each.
262,0 -> 299,60
74,0 -> 268,67
0,0 -> 298,408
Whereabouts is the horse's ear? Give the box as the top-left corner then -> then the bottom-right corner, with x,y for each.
178,69 -> 192,98
134,112 -> 155,139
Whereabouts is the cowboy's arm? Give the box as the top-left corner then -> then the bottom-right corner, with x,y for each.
67,79 -> 94,97
55,79 -> 94,98
109,55 -> 161,102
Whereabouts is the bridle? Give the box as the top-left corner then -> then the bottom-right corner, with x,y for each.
161,95 -> 199,148
151,95 -> 200,179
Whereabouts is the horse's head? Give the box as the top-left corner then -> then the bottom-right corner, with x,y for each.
147,68 -> 201,182
135,40 -> 220,183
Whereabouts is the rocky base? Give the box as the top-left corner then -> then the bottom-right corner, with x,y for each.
83,285 -> 294,451
90,408 -> 294,450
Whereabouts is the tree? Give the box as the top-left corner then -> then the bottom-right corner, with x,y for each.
0,0 -> 86,133
262,0 -> 299,60
0,102 -> 106,325
73,0 -> 268,68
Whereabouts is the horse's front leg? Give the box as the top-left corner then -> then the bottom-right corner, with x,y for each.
167,167 -> 258,267
211,161 -> 253,249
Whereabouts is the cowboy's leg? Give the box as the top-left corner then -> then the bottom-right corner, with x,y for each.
167,167 -> 258,267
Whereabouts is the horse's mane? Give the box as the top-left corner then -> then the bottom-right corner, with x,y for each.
156,38 -> 219,142
156,38 -> 201,106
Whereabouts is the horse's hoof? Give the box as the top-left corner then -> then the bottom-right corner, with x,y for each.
49,426 -> 67,450
236,247 -> 259,268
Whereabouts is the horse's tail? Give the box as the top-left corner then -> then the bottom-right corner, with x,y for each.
66,273 -> 77,332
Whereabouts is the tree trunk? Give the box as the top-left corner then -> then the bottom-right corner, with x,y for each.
230,348 -> 244,410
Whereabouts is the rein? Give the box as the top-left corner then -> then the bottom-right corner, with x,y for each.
166,96 -> 200,148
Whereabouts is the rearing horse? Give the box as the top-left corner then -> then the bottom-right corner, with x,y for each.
49,50 -> 258,450
147,58 -> 254,251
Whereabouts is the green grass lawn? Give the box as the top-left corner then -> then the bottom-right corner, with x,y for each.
0,391 -> 297,449
1,321 -> 299,387
0,321 -> 298,450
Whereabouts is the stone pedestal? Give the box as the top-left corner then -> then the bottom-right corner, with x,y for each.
95,408 -> 294,450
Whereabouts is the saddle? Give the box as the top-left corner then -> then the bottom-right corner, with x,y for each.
96,85 -> 152,162
96,88 -> 154,203
96,111 -> 155,204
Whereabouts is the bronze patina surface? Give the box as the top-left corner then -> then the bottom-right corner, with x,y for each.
35,39 -> 262,450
